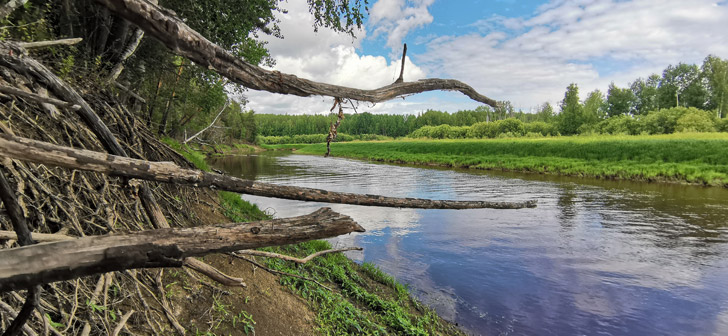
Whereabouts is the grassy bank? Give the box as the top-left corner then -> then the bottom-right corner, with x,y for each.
163,137 -> 461,335
296,133 -> 728,186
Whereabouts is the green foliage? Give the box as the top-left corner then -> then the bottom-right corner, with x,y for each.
219,191 -> 268,222
525,121 -> 558,136
606,83 -> 637,116
466,121 -> 497,138
256,133 -> 390,145
594,115 -> 640,135
717,119 -> 728,132
258,241 -> 456,335
558,83 -> 585,135
639,107 -> 686,134
160,137 -> 210,171
495,118 -> 526,136
676,109 -> 716,132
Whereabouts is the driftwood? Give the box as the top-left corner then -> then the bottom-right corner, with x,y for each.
0,133 -> 538,209
234,247 -> 362,264
0,207 -> 364,292
93,0 -> 498,107
0,230 -> 74,242
18,38 -> 83,49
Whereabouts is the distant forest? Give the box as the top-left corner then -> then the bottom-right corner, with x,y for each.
257,55 -> 728,139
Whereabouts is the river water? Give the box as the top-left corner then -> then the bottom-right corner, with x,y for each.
210,152 -> 728,336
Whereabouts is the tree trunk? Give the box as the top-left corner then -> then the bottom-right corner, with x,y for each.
0,208 -> 363,292
0,133 -> 539,210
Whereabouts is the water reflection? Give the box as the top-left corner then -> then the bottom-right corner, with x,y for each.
211,153 -> 728,336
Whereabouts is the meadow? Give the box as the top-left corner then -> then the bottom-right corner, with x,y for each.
296,133 -> 728,186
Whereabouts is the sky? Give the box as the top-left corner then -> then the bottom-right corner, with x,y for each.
243,0 -> 728,115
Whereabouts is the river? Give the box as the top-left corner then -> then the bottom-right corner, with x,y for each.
210,152 -> 728,336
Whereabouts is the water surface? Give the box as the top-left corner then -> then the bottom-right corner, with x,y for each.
211,152 -> 728,336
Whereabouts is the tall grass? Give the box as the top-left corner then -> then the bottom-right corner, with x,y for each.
297,133 -> 728,186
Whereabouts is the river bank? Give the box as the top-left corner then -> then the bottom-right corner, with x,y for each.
293,133 -> 728,187
169,139 -> 466,335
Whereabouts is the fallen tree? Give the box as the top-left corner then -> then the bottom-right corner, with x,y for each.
0,207 -> 363,292
0,133 -> 537,210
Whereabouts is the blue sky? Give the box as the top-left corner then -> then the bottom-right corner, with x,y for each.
245,0 -> 728,115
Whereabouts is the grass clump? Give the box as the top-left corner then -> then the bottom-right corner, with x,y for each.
161,137 -> 210,171
258,241 -> 461,336
218,191 -> 268,222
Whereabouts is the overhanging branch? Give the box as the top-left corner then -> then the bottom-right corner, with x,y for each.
0,134 -> 538,209
0,208 -> 364,292
93,0 -> 498,107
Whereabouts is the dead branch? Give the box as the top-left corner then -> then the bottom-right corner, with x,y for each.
231,255 -> 332,291
0,0 -> 28,20
234,247 -> 362,264
183,98 -> 229,144
0,300 -> 38,336
154,271 -> 186,336
0,207 -> 364,292
395,43 -> 407,84
0,134 -> 538,209
0,85 -> 81,111
183,257 -> 245,287
325,98 -> 344,157
18,38 -> 83,49
111,309 -> 134,336
113,81 -> 147,104
94,0 -> 498,107
0,230 -> 74,242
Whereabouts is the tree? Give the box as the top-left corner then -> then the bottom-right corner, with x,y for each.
537,102 -> 554,122
630,74 -> 660,115
583,89 -> 606,123
702,55 -> 728,118
606,83 -> 637,117
558,83 -> 584,135
658,63 -> 707,108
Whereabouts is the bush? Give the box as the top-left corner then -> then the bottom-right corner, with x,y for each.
676,109 -> 716,132
717,119 -> 728,132
429,124 -> 451,139
596,115 -> 640,135
467,122 -> 497,138
525,122 -> 557,136
640,107 -> 689,134
494,118 -> 526,136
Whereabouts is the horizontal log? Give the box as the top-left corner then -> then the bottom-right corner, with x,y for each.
94,0 -> 498,107
0,134 -> 538,209
0,85 -> 81,111
0,230 -> 74,242
0,207 -> 363,292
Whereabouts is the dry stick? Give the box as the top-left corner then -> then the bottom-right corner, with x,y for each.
0,168 -> 39,336
18,38 -> 83,49
0,207 -> 364,292
183,257 -> 246,287
0,134 -> 538,210
0,85 -> 81,111
111,310 -> 135,336
324,98 -> 344,158
0,300 -> 38,336
230,255 -> 333,292
234,247 -> 362,264
93,0 -> 498,108
113,81 -> 147,104
154,271 -> 186,336
183,98 -> 229,144
395,43 -> 407,84
0,230 -> 74,242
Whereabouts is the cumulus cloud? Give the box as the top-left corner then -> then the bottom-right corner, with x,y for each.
369,0 -> 435,52
242,0 -> 427,115
420,0 -> 728,109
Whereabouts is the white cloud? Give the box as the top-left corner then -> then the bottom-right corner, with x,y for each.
243,0 -> 427,115
369,0 -> 435,53
419,0 -> 728,110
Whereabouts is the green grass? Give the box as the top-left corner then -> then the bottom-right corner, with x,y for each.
161,137 -> 211,171
258,143 -> 314,151
297,133 -> 728,186
259,241 -> 460,335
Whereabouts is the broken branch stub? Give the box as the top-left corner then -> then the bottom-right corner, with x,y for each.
0,208 -> 364,292
94,0 -> 498,107
0,134 -> 538,209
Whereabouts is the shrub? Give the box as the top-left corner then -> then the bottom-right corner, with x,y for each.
494,118 -> 526,136
596,115 -> 640,135
429,124 -> 451,139
717,118 -> 728,132
525,122 -> 557,136
676,109 -> 716,132
640,107 -> 689,134
467,121 -> 497,138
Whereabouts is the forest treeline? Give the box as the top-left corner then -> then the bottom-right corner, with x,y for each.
257,55 -> 728,142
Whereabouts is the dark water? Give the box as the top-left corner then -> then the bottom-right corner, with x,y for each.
210,152 -> 728,336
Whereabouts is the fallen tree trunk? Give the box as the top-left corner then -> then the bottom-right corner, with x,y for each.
93,0 -> 498,107
0,133 -> 538,209
0,207 -> 364,292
